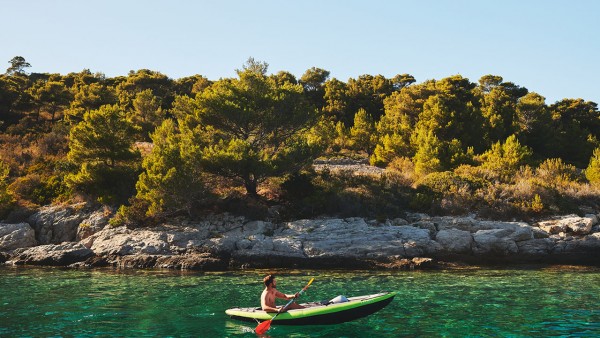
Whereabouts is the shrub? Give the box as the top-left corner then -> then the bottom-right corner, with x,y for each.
536,158 -> 581,188
585,148 -> 600,187
385,157 -> 416,187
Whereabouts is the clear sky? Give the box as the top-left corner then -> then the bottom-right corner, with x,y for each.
1,0 -> 598,104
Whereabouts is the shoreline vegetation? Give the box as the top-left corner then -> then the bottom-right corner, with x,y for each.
1,57 -> 600,269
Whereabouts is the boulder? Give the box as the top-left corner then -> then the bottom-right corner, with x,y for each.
114,253 -> 228,270
537,215 -> 597,236
12,242 -> 93,266
28,203 -> 91,244
472,229 -> 518,255
435,229 -> 473,254
88,227 -> 171,256
0,223 -> 37,251
76,208 -> 113,241
0,251 -> 9,263
517,238 -> 554,255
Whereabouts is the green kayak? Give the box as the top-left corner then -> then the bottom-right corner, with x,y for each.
225,292 -> 395,325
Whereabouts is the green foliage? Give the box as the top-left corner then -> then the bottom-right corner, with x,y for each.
585,147 -> 600,187
66,104 -> 140,203
129,89 -> 166,141
6,56 -> 31,75
191,62 -> 320,196
412,127 -> 442,175
349,108 -> 376,154
0,161 -> 15,218
370,133 -> 408,167
478,135 -> 532,179
535,158 -> 580,189
65,81 -> 117,124
2,59 -> 600,220
28,80 -> 71,122
8,173 -> 68,206
136,119 -> 205,215
109,198 -> 154,228
300,67 -> 330,110
116,69 -> 174,111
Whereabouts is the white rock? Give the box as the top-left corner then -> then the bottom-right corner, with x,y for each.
435,229 -> 473,254
473,229 -> 518,255
0,223 -> 37,251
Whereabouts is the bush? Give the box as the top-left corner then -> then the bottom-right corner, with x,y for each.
8,174 -> 68,206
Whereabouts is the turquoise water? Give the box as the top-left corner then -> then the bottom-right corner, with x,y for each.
0,267 -> 599,337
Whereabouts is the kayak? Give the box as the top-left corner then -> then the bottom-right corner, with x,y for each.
225,292 -> 395,325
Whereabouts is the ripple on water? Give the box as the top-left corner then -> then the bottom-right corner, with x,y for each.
0,267 -> 599,337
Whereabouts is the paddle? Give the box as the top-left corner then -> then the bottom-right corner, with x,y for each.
255,278 -> 314,335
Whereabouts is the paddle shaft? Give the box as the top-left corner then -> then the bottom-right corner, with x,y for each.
272,284 -> 309,320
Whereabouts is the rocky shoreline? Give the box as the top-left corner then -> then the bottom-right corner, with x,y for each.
1,203 -> 599,270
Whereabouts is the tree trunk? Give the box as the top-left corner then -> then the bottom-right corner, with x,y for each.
244,179 -> 258,197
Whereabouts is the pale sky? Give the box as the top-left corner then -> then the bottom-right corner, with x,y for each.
1,0 -> 598,104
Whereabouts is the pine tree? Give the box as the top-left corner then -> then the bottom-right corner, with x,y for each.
478,135 -> 532,179
136,119 -> 204,215
585,147 -> 600,187
66,104 -> 140,203
349,108 -> 376,154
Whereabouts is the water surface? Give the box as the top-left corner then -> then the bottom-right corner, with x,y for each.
1,266 -> 599,337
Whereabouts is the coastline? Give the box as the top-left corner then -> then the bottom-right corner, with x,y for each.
1,203 -> 599,271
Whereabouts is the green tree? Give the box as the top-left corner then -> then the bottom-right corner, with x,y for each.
478,134 -> 532,179
548,99 -> 600,167
412,126 -> 443,175
129,89 -> 165,141
66,104 -> 140,203
28,80 -> 71,122
271,71 -> 298,86
65,82 -> 117,123
6,56 -> 31,75
174,75 -> 211,96
0,160 -> 15,217
300,67 -> 330,110
346,74 -> 394,122
136,119 -> 204,215
370,133 -> 407,167
391,73 -> 416,91
349,108 -> 376,154
372,81 -> 436,166
116,69 -> 174,110
515,92 -> 554,159
323,78 -> 349,124
585,147 -> 600,187
190,60 -> 320,196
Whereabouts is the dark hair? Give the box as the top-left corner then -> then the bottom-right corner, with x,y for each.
263,274 -> 275,287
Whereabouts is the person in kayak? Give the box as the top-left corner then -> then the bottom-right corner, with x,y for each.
261,274 -> 305,313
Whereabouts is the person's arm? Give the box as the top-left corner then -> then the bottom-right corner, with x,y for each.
274,290 -> 299,300
262,304 -> 280,313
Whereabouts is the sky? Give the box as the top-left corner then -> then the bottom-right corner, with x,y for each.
1,0 -> 598,104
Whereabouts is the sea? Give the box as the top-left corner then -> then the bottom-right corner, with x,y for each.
1,266 -> 599,337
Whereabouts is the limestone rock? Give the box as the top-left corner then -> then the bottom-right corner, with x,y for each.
28,203 -> 91,244
537,215 -> 597,236
473,229 -> 518,255
517,238 -> 554,255
88,227 -> 171,256
76,208 -> 114,241
12,242 -> 93,266
0,223 -> 37,251
435,229 -> 473,254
